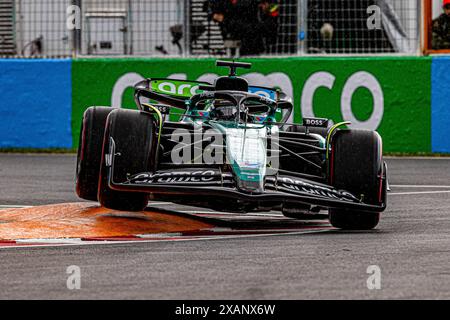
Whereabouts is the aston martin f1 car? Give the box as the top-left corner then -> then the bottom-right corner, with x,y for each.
76,60 -> 387,230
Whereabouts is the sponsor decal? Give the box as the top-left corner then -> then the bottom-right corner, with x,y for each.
128,170 -> 217,184
151,80 -> 203,98
198,92 -> 215,99
256,95 -> 276,106
279,177 -> 359,202
72,58 -> 431,153
303,117 -> 329,128
301,71 -> 384,131
248,86 -> 276,100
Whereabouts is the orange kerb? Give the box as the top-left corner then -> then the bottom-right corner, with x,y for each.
0,203 -> 213,240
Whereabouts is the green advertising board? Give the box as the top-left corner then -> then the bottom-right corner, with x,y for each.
72,57 -> 431,153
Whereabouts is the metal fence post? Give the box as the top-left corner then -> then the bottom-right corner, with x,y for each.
298,0 -> 307,55
72,0 -> 82,57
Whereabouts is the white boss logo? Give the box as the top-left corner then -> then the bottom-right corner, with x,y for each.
305,119 -> 325,126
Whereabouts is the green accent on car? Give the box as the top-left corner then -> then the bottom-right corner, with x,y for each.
326,121 -> 351,159
142,103 -> 163,146
150,79 -> 205,98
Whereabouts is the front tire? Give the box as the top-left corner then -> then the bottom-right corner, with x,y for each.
76,107 -> 114,201
328,129 -> 384,230
98,109 -> 158,211
329,211 -> 380,230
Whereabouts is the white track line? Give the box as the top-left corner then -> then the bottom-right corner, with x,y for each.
0,205 -> 33,209
0,202 -> 170,210
390,190 -> 450,196
179,210 -> 283,217
0,228 -> 334,250
391,185 -> 450,188
15,238 -> 84,244
384,157 -> 450,160
182,211 -> 235,215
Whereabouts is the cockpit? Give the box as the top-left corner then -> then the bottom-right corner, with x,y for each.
188,93 -> 276,124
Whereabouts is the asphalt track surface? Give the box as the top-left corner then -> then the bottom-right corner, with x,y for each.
0,154 -> 450,299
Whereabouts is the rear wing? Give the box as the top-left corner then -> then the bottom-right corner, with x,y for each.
134,79 -> 205,110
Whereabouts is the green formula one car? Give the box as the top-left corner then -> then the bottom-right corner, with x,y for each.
76,60 -> 387,230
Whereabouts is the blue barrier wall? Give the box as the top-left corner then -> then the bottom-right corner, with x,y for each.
432,56 -> 450,153
0,59 -> 72,148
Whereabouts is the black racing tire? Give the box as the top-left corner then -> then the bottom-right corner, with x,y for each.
329,211 -> 380,230
98,109 -> 157,211
286,125 -> 328,139
76,106 -> 114,201
328,129 -> 383,230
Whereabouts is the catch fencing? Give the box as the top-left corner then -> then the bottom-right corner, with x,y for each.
0,0 -> 420,58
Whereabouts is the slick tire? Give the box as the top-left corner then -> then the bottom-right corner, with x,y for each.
76,106 -> 115,201
328,129 -> 384,230
98,109 -> 158,212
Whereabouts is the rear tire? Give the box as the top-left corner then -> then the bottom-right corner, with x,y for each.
98,109 -> 158,211
76,107 -> 114,201
328,129 -> 384,230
